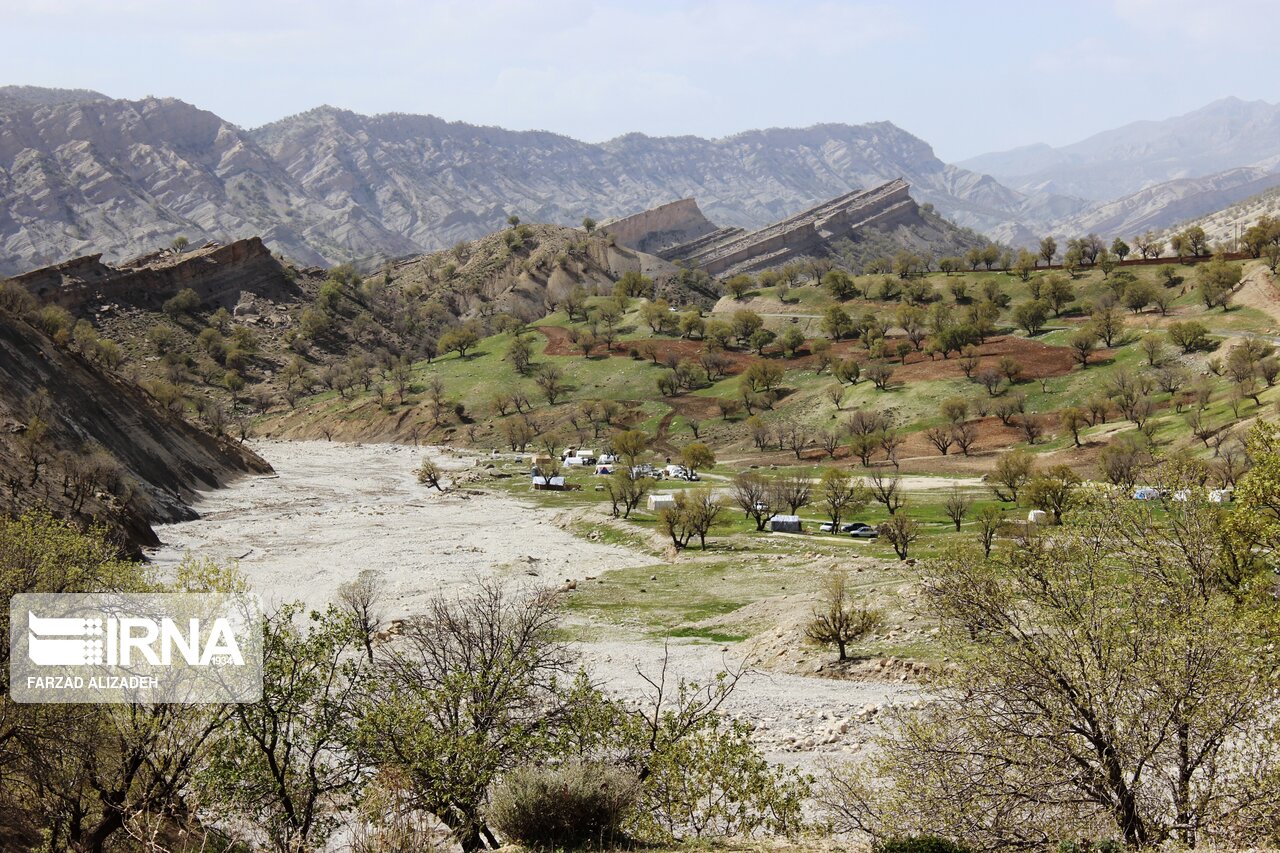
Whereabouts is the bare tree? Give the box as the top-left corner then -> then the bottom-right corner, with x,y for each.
775,473 -> 814,514
942,487 -> 972,532
731,471 -> 777,531
924,426 -> 954,456
359,583 -> 574,851
604,470 -> 649,518
868,470 -> 905,515
819,468 -> 870,532
878,514 -> 919,560
417,459 -> 446,491
805,571 -> 885,660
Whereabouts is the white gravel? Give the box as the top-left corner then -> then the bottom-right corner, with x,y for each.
150,440 -> 639,615
151,439 -> 920,770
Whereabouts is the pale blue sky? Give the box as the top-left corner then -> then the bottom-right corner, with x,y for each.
1,0 -> 1275,160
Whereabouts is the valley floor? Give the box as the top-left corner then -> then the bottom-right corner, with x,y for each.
150,440 -> 919,771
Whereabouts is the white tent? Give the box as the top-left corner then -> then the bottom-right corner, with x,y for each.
647,494 -> 677,511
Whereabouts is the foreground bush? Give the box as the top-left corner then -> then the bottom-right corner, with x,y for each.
490,761 -> 637,850
876,836 -> 973,853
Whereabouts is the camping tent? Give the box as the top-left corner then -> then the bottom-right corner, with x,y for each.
770,515 -> 802,533
647,494 -> 677,511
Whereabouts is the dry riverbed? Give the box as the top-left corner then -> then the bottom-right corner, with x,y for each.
151,440 -> 919,770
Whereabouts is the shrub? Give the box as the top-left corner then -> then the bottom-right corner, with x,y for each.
163,287 -> 201,316
876,836 -> 973,853
489,762 -> 637,851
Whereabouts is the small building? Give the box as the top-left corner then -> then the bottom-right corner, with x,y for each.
648,493 -> 677,511
527,454 -> 552,469
1132,487 -> 1161,501
1209,487 -> 1234,503
1027,509 -> 1049,524
575,449 -> 597,463
770,515 -> 802,533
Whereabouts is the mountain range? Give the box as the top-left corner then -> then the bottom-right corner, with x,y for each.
1,86 -> 1278,275
959,97 -> 1280,200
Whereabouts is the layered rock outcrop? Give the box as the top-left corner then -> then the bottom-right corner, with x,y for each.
657,179 -> 918,275
600,198 -> 721,254
5,237 -> 300,312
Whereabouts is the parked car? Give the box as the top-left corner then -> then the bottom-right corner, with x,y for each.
819,522 -> 839,533
846,523 -> 878,539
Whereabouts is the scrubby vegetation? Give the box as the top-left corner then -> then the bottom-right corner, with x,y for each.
7,210 -> 1280,850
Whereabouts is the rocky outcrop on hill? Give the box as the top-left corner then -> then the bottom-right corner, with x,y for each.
599,198 -> 721,254
617,180 -> 986,276
6,236 -> 302,312
0,308 -> 270,552
384,223 -> 685,322
664,180 -> 917,275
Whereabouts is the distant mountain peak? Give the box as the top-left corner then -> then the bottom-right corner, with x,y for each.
959,95 -> 1280,201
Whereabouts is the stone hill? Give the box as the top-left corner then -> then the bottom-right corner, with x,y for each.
610,180 -> 986,276
960,96 -> 1280,201
6,237 -> 301,312
599,199 -> 721,255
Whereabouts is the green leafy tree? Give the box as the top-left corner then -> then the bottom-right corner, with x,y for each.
1024,464 -> 1081,524
204,605 -> 369,850
828,489 -> 1280,849
356,583 -> 572,852
1037,236 -> 1057,267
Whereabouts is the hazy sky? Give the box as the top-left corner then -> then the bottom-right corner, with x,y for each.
2,0 -> 1275,161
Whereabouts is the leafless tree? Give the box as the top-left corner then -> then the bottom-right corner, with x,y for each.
805,571 -> 885,660
943,487 -> 972,532
868,470 -> 905,515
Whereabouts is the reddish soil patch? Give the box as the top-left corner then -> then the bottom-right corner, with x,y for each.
826,335 -> 1112,382
539,326 -> 1101,386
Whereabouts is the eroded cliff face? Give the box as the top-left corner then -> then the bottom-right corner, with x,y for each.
665,180 -> 917,275
600,198 -> 720,254
6,237 -> 301,312
0,311 -> 271,552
